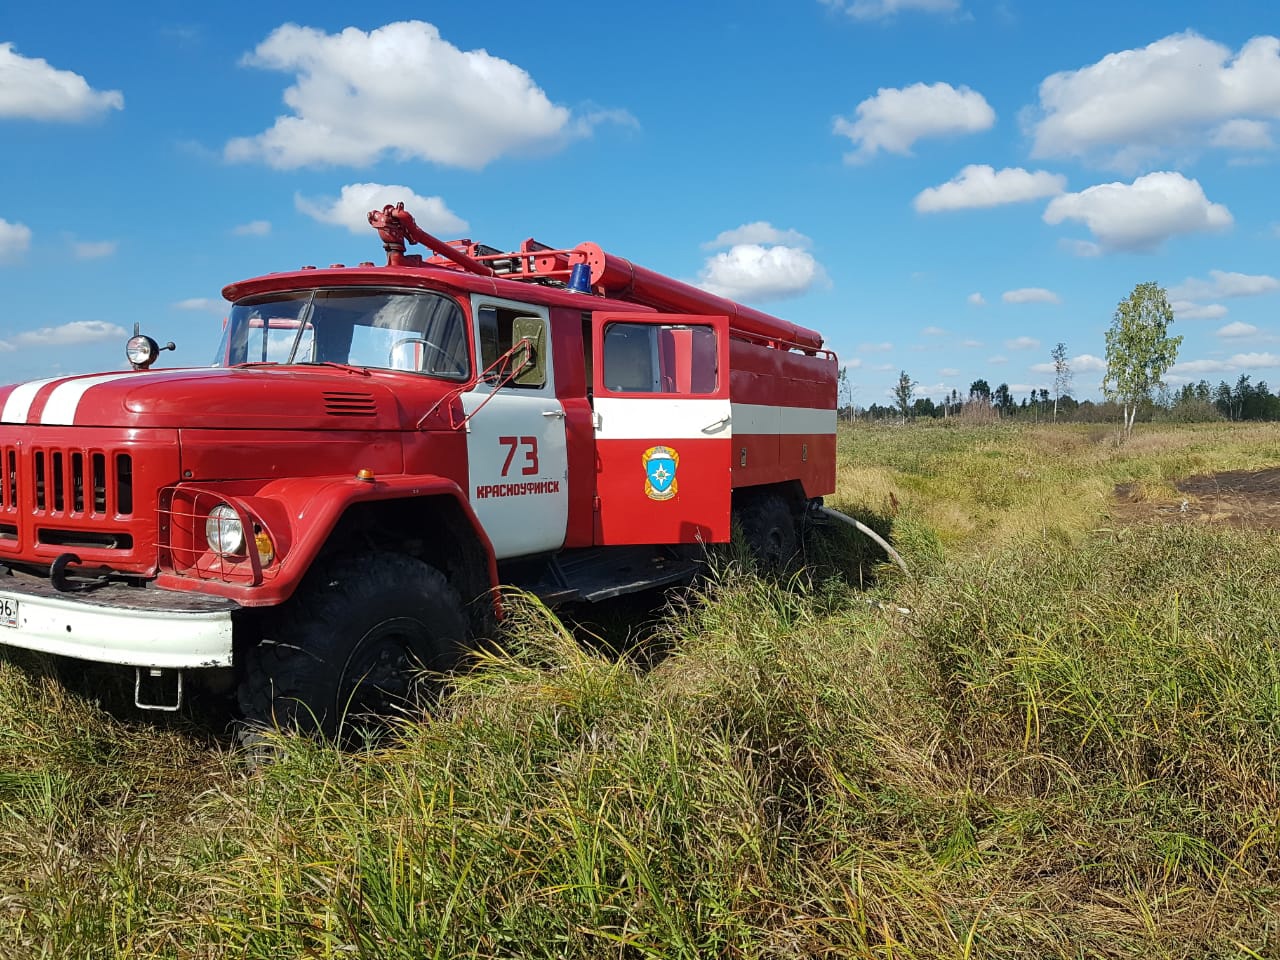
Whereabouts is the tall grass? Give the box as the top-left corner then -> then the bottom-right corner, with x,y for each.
2,422 -> 1279,958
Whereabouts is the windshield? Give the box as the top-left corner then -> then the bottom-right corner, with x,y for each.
213,288 -> 470,379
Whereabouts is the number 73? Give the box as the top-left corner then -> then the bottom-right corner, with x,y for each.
498,435 -> 539,476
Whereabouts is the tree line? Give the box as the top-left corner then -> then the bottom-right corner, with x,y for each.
842,281 -> 1279,427
850,375 -> 1280,424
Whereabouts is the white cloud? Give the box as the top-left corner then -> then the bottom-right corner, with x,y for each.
1043,171 -> 1232,252
859,342 -> 894,353
1174,352 -> 1280,375
0,219 -> 32,262
1061,239 -> 1102,258
73,240 -> 117,260
1028,32 -> 1280,167
173,298 -> 224,312
821,0 -> 960,20
1002,288 -> 1061,304
1172,300 -> 1229,321
1217,322 -> 1260,338
872,362 -> 895,371
225,21 -> 621,170
988,355 -> 1008,364
961,339 -> 982,348
296,183 -> 467,236
967,292 -> 985,306
0,43 -> 123,121
1229,155 -> 1271,168
922,325 -> 946,336
939,367 -> 959,376
842,357 -> 865,369
703,222 -> 810,250
1005,336 -> 1041,350
11,321 -> 126,347
914,165 -> 1065,213
834,82 -> 994,162
1210,119 -> 1274,151
1169,270 -> 1279,301
232,220 -> 272,236
697,244 -> 828,302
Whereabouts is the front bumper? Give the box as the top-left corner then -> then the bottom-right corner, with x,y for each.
0,569 -> 236,669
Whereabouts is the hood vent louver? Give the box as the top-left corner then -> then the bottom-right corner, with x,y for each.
322,391 -> 378,417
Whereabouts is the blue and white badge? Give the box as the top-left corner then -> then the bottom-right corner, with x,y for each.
642,445 -> 679,501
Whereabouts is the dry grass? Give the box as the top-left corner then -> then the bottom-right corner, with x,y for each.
2,421 -> 1280,958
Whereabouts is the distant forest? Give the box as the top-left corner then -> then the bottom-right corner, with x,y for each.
854,375 -> 1280,423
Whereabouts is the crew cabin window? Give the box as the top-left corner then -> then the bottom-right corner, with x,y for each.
601,322 -> 718,395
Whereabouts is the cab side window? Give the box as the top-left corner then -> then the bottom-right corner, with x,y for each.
477,304 -> 545,389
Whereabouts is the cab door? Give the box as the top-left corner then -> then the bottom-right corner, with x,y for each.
464,297 -> 569,559
591,313 -> 731,545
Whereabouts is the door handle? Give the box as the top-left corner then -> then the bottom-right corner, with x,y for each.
542,409 -> 566,419
702,415 -> 730,433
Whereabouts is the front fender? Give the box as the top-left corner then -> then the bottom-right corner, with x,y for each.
155,474 -> 497,606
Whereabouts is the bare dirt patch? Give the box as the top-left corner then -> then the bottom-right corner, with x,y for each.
1114,467 -> 1280,530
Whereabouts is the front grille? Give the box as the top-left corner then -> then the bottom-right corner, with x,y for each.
0,446 -> 15,509
32,448 -> 132,517
37,528 -> 134,550
0,430 -> 171,572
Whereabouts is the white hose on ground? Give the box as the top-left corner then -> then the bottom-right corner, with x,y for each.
819,506 -> 910,579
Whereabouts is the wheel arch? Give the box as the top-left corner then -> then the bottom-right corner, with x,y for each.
323,493 -> 497,634
244,475 -> 498,631
732,479 -> 806,516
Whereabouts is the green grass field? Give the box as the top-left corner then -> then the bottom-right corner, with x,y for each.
3,422 -> 1279,959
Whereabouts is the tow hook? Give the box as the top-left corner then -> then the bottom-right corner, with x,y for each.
49,553 -> 109,593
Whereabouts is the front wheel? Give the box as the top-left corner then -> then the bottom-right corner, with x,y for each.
238,552 -> 468,741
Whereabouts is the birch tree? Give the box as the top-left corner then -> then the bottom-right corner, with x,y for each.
1051,341 -> 1072,422
1103,282 -> 1182,438
894,370 -> 915,424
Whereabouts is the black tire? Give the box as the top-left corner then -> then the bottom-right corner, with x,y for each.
736,493 -> 800,571
238,552 -> 468,741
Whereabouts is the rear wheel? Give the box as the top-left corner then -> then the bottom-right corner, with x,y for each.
736,493 -> 800,571
238,552 -> 467,742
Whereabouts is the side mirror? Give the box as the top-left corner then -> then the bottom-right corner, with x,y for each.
511,316 -> 547,388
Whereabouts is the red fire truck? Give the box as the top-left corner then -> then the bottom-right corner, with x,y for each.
0,203 -> 837,735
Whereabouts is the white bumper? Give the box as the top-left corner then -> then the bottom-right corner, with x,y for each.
0,575 -> 236,669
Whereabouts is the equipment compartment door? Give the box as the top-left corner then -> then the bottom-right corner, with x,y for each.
591,313 -> 731,545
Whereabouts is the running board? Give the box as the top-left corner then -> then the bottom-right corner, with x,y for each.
508,547 -> 701,606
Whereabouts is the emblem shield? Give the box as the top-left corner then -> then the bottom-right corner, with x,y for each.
642,445 -> 679,501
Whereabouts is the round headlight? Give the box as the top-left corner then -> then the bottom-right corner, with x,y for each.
126,335 -> 159,367
205,504 -> 246,556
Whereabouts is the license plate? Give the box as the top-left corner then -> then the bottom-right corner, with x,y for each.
0,595 -> 17,628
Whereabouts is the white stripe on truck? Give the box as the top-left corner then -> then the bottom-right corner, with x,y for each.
1,377 -> 62,424
40,373 -> 140,425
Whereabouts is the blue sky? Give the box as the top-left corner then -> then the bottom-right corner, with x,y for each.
2,0 -> 1278,404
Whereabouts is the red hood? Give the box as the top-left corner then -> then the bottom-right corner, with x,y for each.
0,366 -> 454,430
